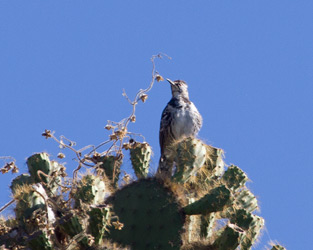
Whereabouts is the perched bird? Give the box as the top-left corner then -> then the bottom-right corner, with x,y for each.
158,79 -> 202,176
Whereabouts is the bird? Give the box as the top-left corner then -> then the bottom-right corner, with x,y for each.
158,78 -> 202,176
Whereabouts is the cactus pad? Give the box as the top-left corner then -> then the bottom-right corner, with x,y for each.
130,142 -> 151,179
222,165 -> 248,191
10,174 -> 33,194
271,245 -> 286,250
235,189 -> 259,212
172,138 -> 207,182
212,224 -> 245,250
99,155 -> 123,186
106,178 -> 185,250
87,206 -> 111,245
74,174 -> 110,206
27,153 -> 51,183
27,230 -> 53,250
183,185 -> 231,215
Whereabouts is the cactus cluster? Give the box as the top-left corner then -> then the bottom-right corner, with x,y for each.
0,152 -> 115,249
0,138 -> 285,250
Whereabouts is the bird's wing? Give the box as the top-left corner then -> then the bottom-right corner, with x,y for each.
195,108 -> 203,131
190,102 -> 203,132
159,104 -> 174,155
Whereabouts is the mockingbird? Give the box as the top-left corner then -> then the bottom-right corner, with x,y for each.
158,79 -> 202,176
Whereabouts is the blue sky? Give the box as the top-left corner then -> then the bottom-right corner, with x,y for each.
1,1 -> 313,249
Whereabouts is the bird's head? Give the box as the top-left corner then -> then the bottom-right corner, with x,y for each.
167,79 -> 189,99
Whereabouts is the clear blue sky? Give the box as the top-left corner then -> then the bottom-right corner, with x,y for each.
1,1 -> 312,249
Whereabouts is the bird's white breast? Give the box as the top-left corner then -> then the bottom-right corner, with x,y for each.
172,102 -> 200,139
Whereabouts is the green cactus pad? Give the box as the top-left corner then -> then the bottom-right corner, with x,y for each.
203,146 -> 225,174
229,209 -> 254,231
88,206 -> 111,245
58,213 -> 83,237
99,155 -> 123,187
130,142 -> 151,179
172,138 -> 207,182
27,153 -> 52,183
222,165 -> 248,191
58,213 -> 89,247
26,153 -> 63,194
106,178 -> 185,250
213,224 -> 245,250
13,185 -> 46,229
235,188 -> 259,213
225,208 -> 264,249
200,213 -> 216,239
48,161 -> 64,193
10,174 -> 33,194
27,230 -> 53,250
183,185 -> 230,215
240,213 -> 264,250
271,245 -> 286,250
74,174 -> 109,207
186,145 -> 224,192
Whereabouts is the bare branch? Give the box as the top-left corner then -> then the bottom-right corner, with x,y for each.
43,53 -> 170,185
0,199 -> 15,213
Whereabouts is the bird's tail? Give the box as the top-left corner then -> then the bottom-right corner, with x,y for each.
157,155 -> 174,178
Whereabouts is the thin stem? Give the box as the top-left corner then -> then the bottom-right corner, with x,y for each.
0,199 -> 15,213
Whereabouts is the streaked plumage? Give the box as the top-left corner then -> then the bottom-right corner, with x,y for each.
158,79 -> 202,175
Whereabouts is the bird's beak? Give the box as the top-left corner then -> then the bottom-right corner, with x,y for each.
166,78 -> 175,85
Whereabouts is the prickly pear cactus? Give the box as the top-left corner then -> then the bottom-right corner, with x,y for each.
25,152 -> 65,195
0,58 -> 287,250
74,174 -> 111,207
0,138 -> 285,250
212,224 -> 245,250
13,184 -> 46,233
27,230 -> 53,250
97,154 -> 123,187
222,165 -> 248,191
129,142 -> 151,179
10,173 -> 32,193
106,178 -> 185,250
27,153 -> 52,183
271,245 -> 287,250
172,138 -> 207,183
88,206 -> 111,245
